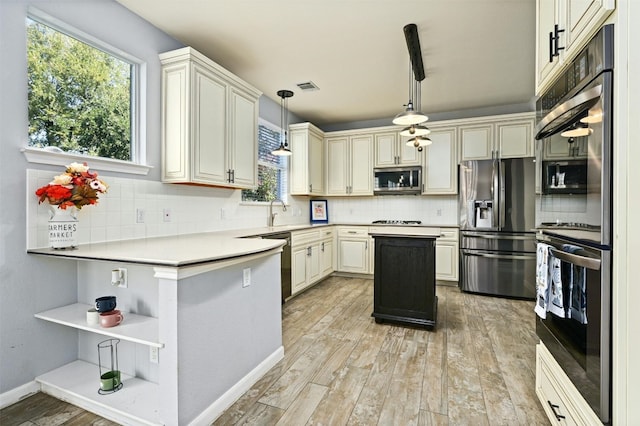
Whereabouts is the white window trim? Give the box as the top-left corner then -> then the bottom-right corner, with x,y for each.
22,147 -> 153,175
25,7 -> 148,174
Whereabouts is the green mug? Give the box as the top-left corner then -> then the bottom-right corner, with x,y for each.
100,370 -> 121,391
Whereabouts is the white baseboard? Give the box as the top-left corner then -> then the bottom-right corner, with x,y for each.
0,381 -> 40,409
187,346 -> 285,426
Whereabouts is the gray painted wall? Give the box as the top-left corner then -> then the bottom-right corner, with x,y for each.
0,0 -> 184,394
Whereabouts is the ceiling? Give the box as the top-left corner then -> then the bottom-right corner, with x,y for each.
116,0 -> 536,127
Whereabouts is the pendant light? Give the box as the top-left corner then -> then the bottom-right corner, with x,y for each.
272,89 -> 294,156
399,123 -> 431,137
560,122 -> 592,138
393,64 -> 429,126
406,135 -> 432,151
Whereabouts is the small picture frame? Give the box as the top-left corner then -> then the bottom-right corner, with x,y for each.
310,200 -> 329,224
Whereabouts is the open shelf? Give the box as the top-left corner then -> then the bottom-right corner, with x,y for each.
35,303 -> 163,348
36,360 -> 161,426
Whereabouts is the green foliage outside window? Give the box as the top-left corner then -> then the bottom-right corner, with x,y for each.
27,18 -> 133,161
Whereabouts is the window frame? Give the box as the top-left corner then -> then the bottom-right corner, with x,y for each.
23,8 -> 151,175
240,118 -> 289,205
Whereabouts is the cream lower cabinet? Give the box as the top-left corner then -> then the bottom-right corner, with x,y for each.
289,123 -> 325,195
337,226 -> 370,274
160,47 -> 260,189
435,228 -> 459,282
423,126 -> 457,194
291,228 -> 334,295
536,342 -> 602,425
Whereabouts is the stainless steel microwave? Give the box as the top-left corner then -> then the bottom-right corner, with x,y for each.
373,166 -> 421,195
542,159 -> 587,194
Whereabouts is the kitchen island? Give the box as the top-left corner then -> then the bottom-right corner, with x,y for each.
28,233 -> 285,426
369,227 -> 440,329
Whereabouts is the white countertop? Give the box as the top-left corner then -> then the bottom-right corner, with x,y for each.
28,222 -> 455,266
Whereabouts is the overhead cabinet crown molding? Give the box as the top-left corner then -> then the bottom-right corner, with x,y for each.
160,47 -> 261,188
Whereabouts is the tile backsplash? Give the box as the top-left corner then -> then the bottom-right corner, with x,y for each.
27,169 -> 460,249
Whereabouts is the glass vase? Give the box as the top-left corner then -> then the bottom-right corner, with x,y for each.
48,206 -> 78,249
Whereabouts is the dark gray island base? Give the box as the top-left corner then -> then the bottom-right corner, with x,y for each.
370,233 -> 438,330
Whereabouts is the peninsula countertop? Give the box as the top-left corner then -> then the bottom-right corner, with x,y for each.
27,222 -> 456,266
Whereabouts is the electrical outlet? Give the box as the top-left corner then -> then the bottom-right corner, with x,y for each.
111,268 -> 127,288
150,347 -> 159,364
437,209 -> 442,217
220,208 -> 226,220
136,208 -> 145,223
163,208 -> 172,222
243,268 -> 251,287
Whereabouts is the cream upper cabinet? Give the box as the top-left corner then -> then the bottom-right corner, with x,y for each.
289,122 -> 325,195
374,131 -> 421,167
459,123 -> 494,160
325,134 -> 373,196
496,118 -> 535,158
542,134 -> 588,159
423,126 -> 457,194
535,0 -> 614,94
459,114 -> 535,161
160,47 -> 260,189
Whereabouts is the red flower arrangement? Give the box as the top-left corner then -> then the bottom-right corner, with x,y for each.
36,162 -> 108,210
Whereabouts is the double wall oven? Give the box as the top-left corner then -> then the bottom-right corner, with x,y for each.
534,25 -> 613,424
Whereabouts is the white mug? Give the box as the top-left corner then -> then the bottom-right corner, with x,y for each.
86,308 -> 99,325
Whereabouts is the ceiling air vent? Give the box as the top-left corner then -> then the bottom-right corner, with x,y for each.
296,81 -> 320,91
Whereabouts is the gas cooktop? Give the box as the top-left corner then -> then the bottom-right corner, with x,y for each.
372,220 -> 422,225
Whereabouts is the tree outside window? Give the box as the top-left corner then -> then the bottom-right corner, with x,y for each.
26,17 -> 134,161
242,122 -> 288,203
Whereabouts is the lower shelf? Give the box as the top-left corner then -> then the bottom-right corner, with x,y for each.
36,360 -> 161,426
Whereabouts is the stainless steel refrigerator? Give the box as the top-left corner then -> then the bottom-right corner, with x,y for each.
459,158 -> 536,299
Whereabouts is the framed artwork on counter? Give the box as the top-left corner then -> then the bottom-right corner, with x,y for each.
310,200 -> 328,224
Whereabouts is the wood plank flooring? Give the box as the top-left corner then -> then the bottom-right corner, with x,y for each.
1,276 -> 549,425
214,276 -> 548,426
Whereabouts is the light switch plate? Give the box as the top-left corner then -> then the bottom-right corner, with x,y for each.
243,268 -> 251,287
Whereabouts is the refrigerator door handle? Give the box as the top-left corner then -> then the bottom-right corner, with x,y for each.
499,160 -> 506,229
461,249 -> 536,261
492,159 -> 499,229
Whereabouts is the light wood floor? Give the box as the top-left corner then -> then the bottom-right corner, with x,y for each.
214,276 -> 549,425
1,276 -> 549,425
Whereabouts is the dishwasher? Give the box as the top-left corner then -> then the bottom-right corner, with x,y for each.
261,232 -> 291,303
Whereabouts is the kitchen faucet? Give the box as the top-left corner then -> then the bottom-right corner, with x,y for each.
268,199 -> 286,227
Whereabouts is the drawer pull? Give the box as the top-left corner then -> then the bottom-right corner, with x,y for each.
547,401 -> 566,421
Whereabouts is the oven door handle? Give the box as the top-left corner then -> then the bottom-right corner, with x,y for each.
462,232 -> 534,241
535,84 -> 602,139
548,247 -> 601,270
461,249 -> 535,261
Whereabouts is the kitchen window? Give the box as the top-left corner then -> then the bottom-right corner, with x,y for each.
24,10 -> 149,175
242,119 -> 288,203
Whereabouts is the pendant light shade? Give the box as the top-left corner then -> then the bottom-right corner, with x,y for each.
406,135 -> 432,148
560,122 -> 592,138
399,124 -> 431,137
272,89 -> 294,156
392,72 -> 428,126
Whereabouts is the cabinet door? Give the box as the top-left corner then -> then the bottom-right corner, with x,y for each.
291,246 -> 309,294
338,239 -> 369,273
423,127 -> 457,194
320,238 -> 334,278
543,133 -> 573,159
374,133 -> 397,167
308,131 -> 325,194
349,135 -> 374,196
459,124 -> 494,161
435,241 -> 458,281
566,0 -> 615,53
192,65 -> 227,184
308,244 -> 321,285
290,129 -> 310,195
228,87 -> 257,188
398,134 -> 422,166
497,119 -> 534,158
536,0 -> 564,94
326,137 -> 349,195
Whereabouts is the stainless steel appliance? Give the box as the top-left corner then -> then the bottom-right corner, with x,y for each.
373,166 -> 421,195
261,232 -> 292,302
459,158 -> 536,298
534,24 -> 613,424
372,220 -> 422,225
